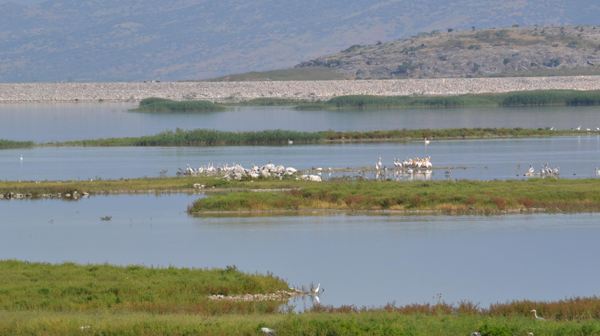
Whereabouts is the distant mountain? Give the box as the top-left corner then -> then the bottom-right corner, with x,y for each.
292,26 -> 600,79
0,0 -> 599,82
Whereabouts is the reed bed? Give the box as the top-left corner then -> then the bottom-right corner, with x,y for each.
52,127 -> 581,147
295,90 -> 600,110
131,97 -> 226,112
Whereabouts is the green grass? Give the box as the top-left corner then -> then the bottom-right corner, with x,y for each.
51,127 -> 583,147
0,139 -> 34,150
2,261 -> 600,335
295,90 -> 600,110
0,176 -> 227,197
2,303 -> 600,335
188,178 -> 600,215
0,260 -> 287,315
131,97 -> 226,112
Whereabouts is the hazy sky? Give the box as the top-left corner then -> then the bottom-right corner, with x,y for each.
0,0 -> 44,4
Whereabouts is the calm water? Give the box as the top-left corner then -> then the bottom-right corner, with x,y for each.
1,103 -> 599,142
2,136 -> 600,181
1,194 -> 599,309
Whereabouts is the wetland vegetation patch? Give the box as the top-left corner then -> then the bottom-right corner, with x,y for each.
295,90 -> 600,110
0,139 -> 34,149
53,127 -> 584,147
188,178 -> 600,215
131,97 -> 226,112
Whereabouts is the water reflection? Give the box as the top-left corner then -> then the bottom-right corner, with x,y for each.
1,103 -> 600,142
2,136 -> 599,181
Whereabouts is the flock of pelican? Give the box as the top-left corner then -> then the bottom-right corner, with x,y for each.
524,163 -> 560,177
376,156 -> 433,172
178,162 -> 302,181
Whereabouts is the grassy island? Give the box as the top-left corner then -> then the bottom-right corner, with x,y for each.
131,97 -> 226,112
53,127 -> 587,147
295,90 -> 600,110
188,178 -> 600,216
1,261 -> 600,335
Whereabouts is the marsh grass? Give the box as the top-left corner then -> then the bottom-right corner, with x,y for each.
59,129 -> 322,146
2,262 -> 600,335
0,176 -> 231,197
1,306 -> 600,336
4,178 -> 600,215
52,127 -> 580,147
188,178 -> 600,215
0,260 -> 287,314
131,97 -> 226,112
295,90 -> 600,110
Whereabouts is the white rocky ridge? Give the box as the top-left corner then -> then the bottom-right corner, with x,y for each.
2,76 -> 600,103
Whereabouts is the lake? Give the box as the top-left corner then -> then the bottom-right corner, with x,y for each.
1,194 -> 599,309
2,136 -> 600,181
0,103 -> 599,142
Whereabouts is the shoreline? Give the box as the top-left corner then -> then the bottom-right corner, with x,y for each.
3,76 -> 600,103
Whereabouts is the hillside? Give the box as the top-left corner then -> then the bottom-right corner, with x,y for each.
293,26 -> 600,79
0,0 -> 599,82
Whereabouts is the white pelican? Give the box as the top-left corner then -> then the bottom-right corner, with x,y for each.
424,138 -> 431,145
530,309 -> 545,320
526,165 -> 535,176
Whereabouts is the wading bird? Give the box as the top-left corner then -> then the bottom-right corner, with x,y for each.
424,138 -> 431,145
530,309 -> 545,320
312,283 -> 322,295
375,157 -> 382,172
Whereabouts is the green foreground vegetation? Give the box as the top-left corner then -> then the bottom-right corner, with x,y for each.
0,260 -> 286,315
1,261 -> 600,335
0,139 -> 34,149
3,310 -> 600,336
131,97 -> 227,112
296,90 -> 600,110
53,128 -> 585,147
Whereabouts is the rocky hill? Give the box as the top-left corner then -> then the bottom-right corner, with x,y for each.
295,26 -> 600,79
1,0 -> 599,82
